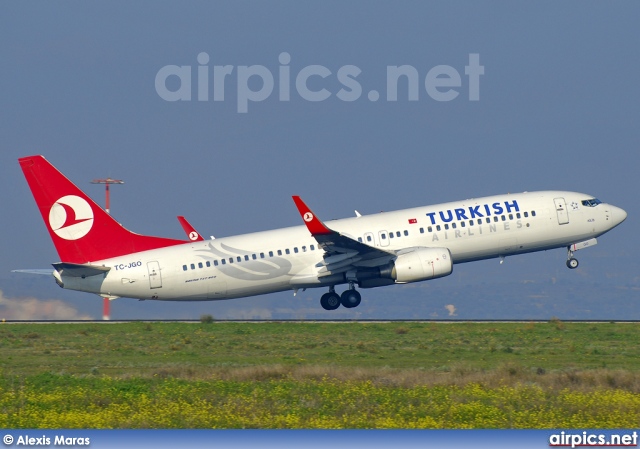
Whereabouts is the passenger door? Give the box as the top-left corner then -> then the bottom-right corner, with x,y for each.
553,197 -> 569,225
147,261 -> 162,289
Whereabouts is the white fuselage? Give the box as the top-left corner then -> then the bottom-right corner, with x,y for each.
57,191 -> 626,301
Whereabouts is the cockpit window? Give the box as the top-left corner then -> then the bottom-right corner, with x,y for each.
581,198 -> 602,207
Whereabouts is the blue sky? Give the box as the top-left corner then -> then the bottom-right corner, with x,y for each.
1,2 -> 639,319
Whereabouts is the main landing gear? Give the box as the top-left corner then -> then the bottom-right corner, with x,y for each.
320,283 -> 362,310
566,246 -> 579,269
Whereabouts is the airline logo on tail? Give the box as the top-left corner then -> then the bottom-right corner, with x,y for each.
48,195 -> 94,240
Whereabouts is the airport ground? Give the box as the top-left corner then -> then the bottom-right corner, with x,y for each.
1,321 -> 639,428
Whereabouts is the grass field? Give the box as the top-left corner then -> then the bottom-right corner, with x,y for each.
1,321 -> 639,428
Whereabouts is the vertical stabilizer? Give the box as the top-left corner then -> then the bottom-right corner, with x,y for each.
19,155 -> 186,263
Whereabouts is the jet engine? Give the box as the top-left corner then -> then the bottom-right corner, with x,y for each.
379,247 -> 453,283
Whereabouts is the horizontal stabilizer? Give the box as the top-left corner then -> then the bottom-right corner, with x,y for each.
12,269 -> 54,276
52,262 -> 111,278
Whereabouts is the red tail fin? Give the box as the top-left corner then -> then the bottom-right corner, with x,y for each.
19,155 -> 186,263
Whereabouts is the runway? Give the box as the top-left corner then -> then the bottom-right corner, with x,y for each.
2,319 -> 639,324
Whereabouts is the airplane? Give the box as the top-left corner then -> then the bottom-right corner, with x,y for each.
17,155 -> 627,311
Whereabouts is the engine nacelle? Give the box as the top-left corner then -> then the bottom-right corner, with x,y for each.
381,247 -> 453,283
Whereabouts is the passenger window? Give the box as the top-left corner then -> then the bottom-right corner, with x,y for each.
229,258 -> 233,264
452,223 -> 457,229
396,231 -> 401,237
516,213 -> 521,219
214,260 -> 219,266
501,216 -> 506,222
524,212 -> 529,218
237,256 -> 242,262
269,251 -> 273,257
532,211 -> 537,217
358,237 -> 363,242
444,224 -> 449,230
311,245 -> 315,250
420,228 -> 424,234
485,218 -> 490,224
277,250 -> 282,256
252,254 -> 257,260
367,235 -> 372,242
469,221 -> 474,227
245,255 -> 249,261
198,262 -> 203,268
509,214 -> 513,220
294,247 -> 299,253
436,225 -> 441,231
389,233 -> 394,238
221,260 -> 226,265
190,263 -> 195,270
260,252 -> 265,258
285,249 -> 290,255
461,221 -> 465,228
494,217 -> 499,223
206,261 -> 211,267
428,226 -> 432,233
381,233 -> 386,239
182,265 -> 187,271
302,246 -> 307,252
404,230 -> 408,236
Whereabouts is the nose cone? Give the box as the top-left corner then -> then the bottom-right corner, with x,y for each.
611,205 -> 627,227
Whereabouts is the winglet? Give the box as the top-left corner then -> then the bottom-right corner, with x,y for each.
177,216 -> 204,241
292,196 -> 333,235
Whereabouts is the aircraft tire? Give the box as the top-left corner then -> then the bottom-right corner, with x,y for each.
340,290 -> 362,308
566,258 -> 579,269
320,292 -> 341,310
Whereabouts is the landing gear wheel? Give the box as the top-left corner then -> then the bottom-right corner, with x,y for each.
340,290 -> 362,308
566,258 -> 579,269
320,292 -> 341,310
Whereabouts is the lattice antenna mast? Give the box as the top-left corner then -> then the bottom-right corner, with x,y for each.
90,177 -> 124,321
90,178 -> 124,214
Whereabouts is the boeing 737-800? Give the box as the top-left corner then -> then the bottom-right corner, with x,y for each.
17,155 -> 627,310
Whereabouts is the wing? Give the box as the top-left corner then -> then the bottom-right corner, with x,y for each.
292,196 -> 395,277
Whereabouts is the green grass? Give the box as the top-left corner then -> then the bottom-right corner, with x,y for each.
1,321 -> 640,428
1,321 -> 638,376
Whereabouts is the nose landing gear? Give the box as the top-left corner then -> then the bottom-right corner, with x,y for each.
566,247 -> 579,269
